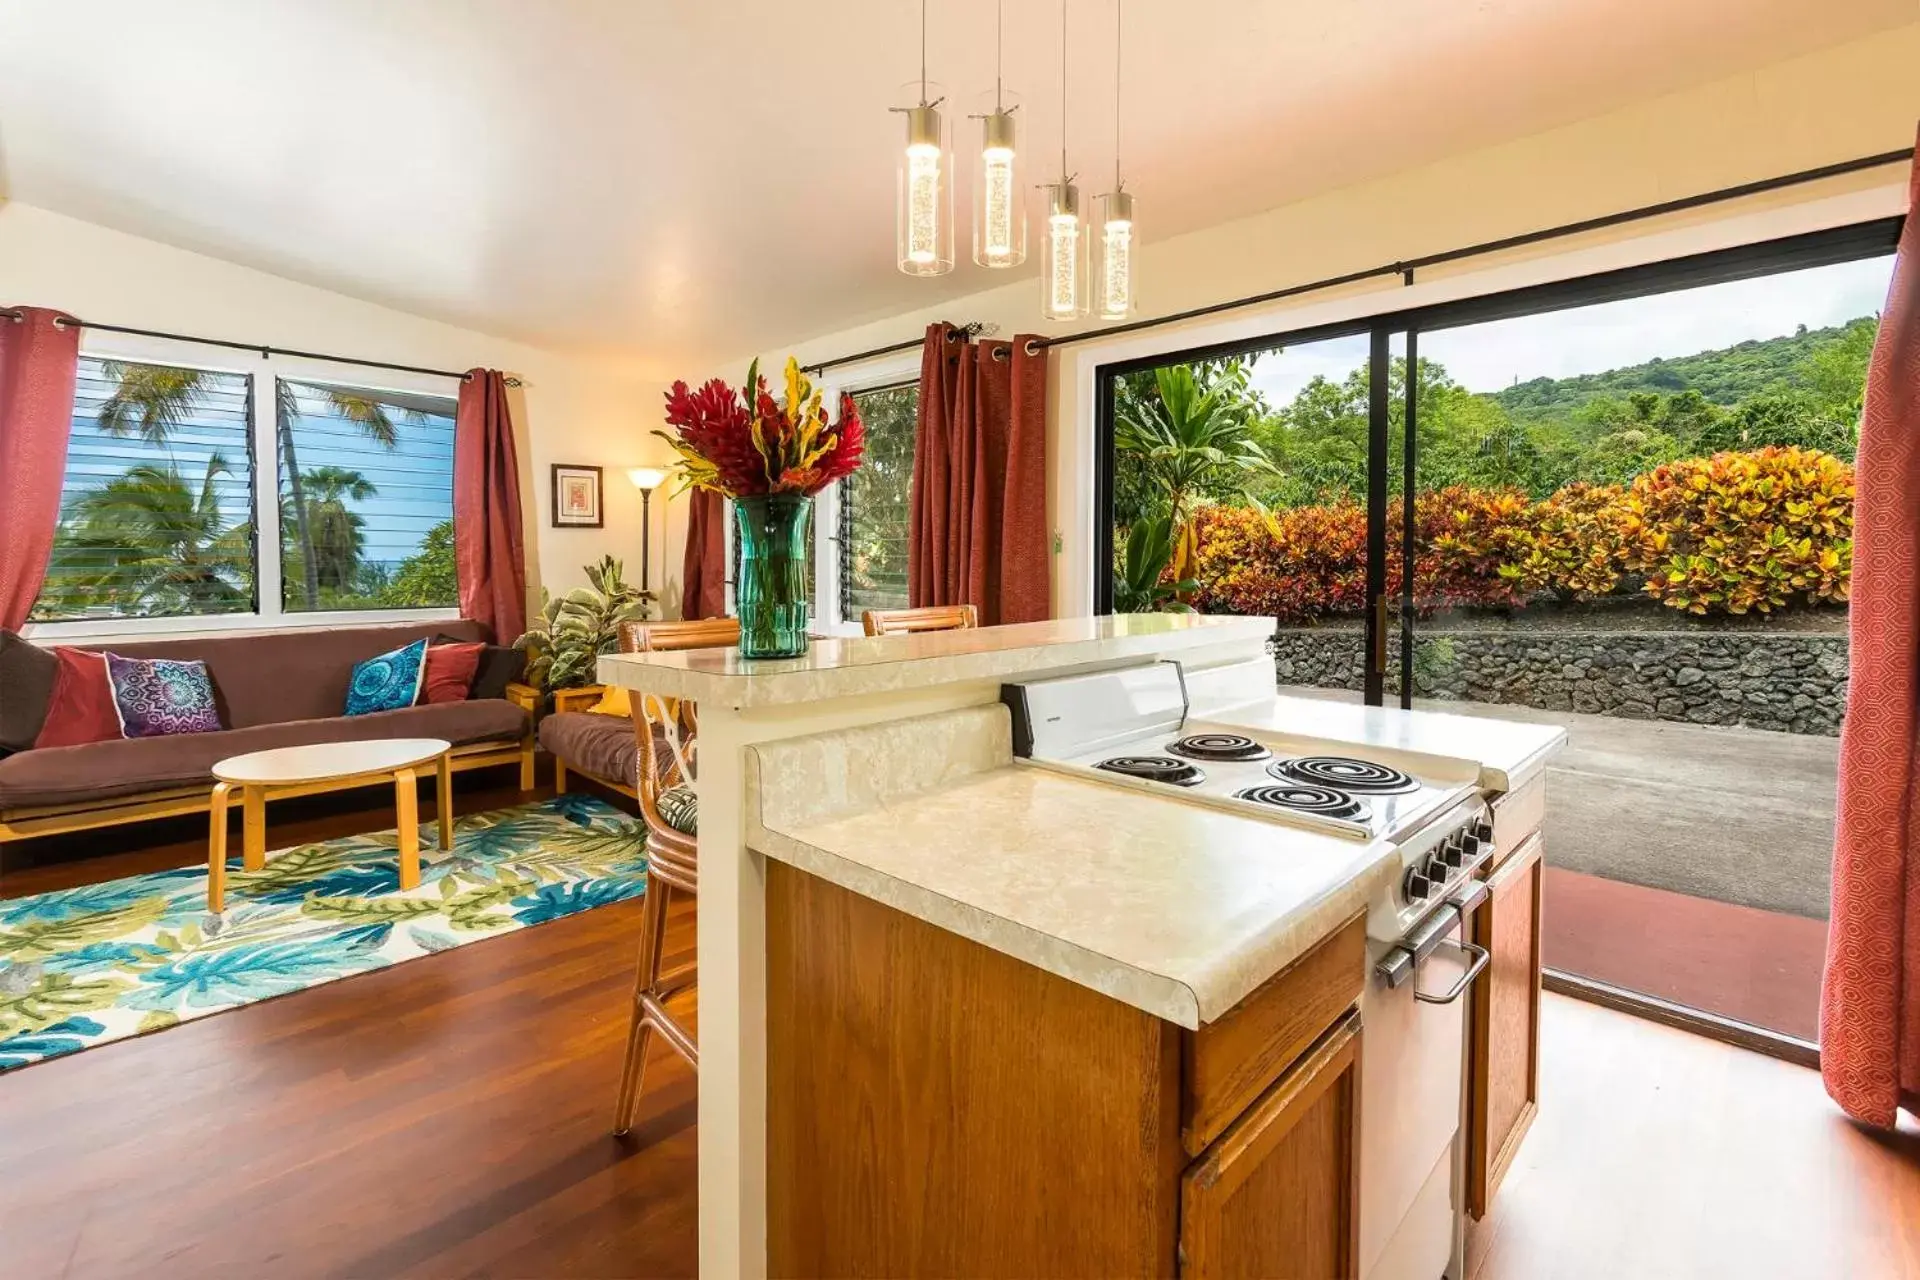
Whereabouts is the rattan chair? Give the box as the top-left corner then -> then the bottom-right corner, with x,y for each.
860,603 -> 980,636
611,615 -> 739,1137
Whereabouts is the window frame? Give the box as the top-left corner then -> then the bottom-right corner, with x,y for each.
25,332 -> 464,642
812,352 -> 922,635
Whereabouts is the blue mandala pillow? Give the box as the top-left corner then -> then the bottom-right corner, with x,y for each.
345,638 -> 429,716
104,654 -> 222,738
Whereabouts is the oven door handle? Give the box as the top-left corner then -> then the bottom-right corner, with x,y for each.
1412,938 -> 1490,1005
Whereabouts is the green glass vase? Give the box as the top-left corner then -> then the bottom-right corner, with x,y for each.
733,493 -> 812,659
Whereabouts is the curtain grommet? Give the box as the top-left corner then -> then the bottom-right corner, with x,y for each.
1023,339 -> 1042,356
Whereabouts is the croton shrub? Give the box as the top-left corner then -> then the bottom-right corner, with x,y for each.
1184,446 -> 1853,623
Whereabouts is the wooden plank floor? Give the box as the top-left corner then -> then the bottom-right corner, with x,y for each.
1,776 -> 699,1279
5,777 -> 1917,1278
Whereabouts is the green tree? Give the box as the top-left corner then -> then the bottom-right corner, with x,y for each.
379,519 -> 459,608
1114,360 -> 1275,528
275,381 -> 399,609
42,454 -> 251,617
296,465 -> 377,594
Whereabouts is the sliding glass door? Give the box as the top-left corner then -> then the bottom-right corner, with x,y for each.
1099,217 -> 1900,1051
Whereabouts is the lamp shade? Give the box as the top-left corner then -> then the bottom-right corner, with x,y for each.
628,466 -> 669,491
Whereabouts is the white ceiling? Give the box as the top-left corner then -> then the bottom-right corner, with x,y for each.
0,0 -> 1910,375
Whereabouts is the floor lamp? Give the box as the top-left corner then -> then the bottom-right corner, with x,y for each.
627,467 -> 669,610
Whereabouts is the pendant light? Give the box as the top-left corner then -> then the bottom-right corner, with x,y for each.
894,0 -> 954,276
971,1 -> 1027,268
1039,0 -> 1089,320
1094,1 -> 1137,319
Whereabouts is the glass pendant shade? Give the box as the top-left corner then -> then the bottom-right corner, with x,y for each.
1039,181 -> 1089,321
972,96 -> 1026,268
1094,189 -> 1137,320
895,90 -> 954,277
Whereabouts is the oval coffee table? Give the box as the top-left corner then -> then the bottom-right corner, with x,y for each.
207,738 -> 454,911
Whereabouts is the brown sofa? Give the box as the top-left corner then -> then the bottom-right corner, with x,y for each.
0,621 -> 537,846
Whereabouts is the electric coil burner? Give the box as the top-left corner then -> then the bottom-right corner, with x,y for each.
1167,733 -> 1272,763
1096,756 -> 1206,787
1270,755 -> 1418,795
1233,782 -> 1373,822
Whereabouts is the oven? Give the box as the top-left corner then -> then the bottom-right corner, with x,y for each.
1358,878 -> 1490,1280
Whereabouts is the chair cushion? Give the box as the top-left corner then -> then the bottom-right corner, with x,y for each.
538,711 -> 638,789
0,699 -> 529,809
657,784 -> 697,835
105,654 -> 223,738
346,638 -> 428,716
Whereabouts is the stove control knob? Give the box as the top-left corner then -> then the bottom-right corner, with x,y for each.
1471,818 -> 1494,844
1402,866 -> 1434,902
1436,837 -> 1466,869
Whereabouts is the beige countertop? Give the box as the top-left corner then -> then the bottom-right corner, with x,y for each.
1208,694 -> 1568,790
598,613 -> 1274,710
751,762 -> 1397,1029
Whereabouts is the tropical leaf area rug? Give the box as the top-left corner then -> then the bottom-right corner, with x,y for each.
0,794 -> 647,1072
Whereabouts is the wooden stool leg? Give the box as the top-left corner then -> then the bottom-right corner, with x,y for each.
207,781 -> 232,912
394,767 -> 420,890
436,753 -> 454,852
242,785 -> 266,871
614,878 -> 673,1136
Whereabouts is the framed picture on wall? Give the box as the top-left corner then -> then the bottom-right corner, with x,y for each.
551,464 -> 605,528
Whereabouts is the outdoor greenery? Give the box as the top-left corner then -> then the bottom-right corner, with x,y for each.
1114,314 -> 1877,621
841,383 -> 916,613
31,361 -> 458,622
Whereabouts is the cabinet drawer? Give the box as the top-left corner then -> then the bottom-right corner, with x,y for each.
1181,913 -> 1365,1157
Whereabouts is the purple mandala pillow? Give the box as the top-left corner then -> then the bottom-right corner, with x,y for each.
104,654 -> 223,738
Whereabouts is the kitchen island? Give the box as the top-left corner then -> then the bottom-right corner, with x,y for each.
599,617 -> 1562,1279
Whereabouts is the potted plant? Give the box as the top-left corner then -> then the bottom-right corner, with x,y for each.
514,555 -> 651,692
656,358 -> 865,658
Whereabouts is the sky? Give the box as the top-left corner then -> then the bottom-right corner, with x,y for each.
1244,253 -> 1896,409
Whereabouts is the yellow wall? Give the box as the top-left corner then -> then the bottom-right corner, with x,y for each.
691,22 -> 1919,619
0,201 -> 673,629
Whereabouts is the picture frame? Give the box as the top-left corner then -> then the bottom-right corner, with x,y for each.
550,464 -> 605,528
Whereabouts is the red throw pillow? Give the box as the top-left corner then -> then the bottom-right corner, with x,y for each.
33,648 -> 124,748
420,641 -> 485,704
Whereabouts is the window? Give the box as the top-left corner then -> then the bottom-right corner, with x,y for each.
33,357 -> 257,622
838,381 -> 918,617
29,350 -> 464,634
275,379 -> 457,612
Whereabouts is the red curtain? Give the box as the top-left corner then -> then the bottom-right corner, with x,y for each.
1821,135 -> 1920,1129
908,323 -> 1050,625
454,369 -> 527,642
681,487 -> 728,620
0,307 -> 81,631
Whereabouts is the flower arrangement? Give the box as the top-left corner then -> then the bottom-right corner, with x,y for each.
655,357 -> 865,497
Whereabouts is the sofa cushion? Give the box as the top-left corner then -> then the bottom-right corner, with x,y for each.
0,698 -> 529,809
467,644 -> 526,702
0,630 -> 58,752
35,649 -> 123,750
538,711 -> 638,789
77,620 -> 492,729
105,654 -> 223,738
421,641 -> 484,704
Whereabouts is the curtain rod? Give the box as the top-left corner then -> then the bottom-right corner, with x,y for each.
800,321 -> 987,376
0,309 -> 521,385
801,145 -> 1915,374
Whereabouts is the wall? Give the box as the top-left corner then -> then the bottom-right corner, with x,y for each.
0,201 -> 674,633
673,22 -> 1920,620
1270,627 -> 1850,736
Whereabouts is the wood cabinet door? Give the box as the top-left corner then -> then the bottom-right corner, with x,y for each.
1467,831 -> 1544,1220
1180,1011 -> 1361,1280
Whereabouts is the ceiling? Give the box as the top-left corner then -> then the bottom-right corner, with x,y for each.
0,0 -> 1910,374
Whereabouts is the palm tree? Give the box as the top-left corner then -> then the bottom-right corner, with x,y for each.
298,465 -> 378,593
49,453 -> 252,616
275,381 -> 398,609
95,362 -> 217,443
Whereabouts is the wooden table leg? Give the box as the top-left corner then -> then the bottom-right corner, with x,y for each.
207,781 -> 232,912
436,753 -> 454,851
394,767 -> 421,891
242,785 -> 266,871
